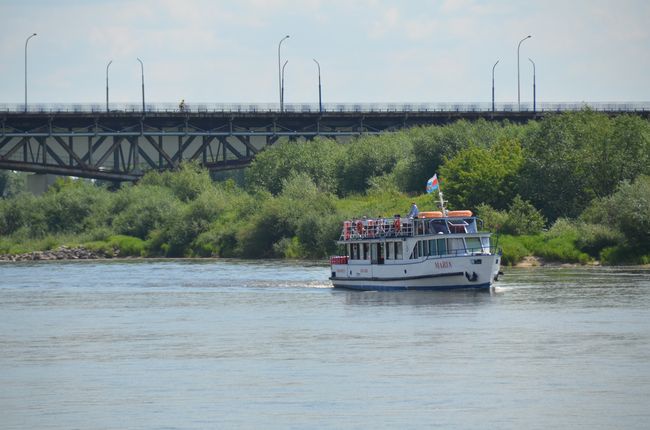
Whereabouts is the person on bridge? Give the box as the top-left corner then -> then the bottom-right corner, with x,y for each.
179,99 -> 186,112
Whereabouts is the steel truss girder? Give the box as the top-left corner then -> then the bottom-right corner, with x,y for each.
3,110 -> 485,180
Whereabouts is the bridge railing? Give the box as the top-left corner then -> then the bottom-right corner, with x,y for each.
1,102 -> 649,114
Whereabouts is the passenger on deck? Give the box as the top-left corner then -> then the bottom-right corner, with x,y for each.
407,202 -> 419,219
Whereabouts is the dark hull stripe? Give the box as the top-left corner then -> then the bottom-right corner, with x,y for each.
328,271 -> 465,282
332,282 -> 492,292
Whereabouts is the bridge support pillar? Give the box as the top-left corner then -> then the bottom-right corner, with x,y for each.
26,173 -> 58,196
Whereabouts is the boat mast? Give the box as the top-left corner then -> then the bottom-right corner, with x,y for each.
437,183 -> 447,216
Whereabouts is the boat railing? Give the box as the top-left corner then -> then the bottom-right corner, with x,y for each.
339,217 -> 485,241
340,218 -> 415,240
329,245 -> 500,265
438,245 -> 499,257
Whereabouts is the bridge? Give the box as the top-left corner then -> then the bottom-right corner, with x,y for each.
1,102 -> 649,182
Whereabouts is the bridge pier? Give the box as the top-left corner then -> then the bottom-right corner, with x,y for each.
26,173 -> 57,195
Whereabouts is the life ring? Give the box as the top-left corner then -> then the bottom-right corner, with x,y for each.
393,218 -> 401,233
419,211 -> 443,218
447,210 -> 473,217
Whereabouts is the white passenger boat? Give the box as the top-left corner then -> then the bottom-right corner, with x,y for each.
329,179 -> 501,291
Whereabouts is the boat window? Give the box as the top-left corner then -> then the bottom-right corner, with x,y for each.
466,237 -> 482,254
385,242 -> 391,260
437,239 -> 447,256
481,237 -> 491,253
363,243 -> 369,260
410,244 -> 419,260
448,238 -> 466,255
429,240 -> 437,256
351,244 -> 358,260
395,242 -> 403,260
371,244 -> 379,264
449,222 -> 468,234
432,221 -> 449,234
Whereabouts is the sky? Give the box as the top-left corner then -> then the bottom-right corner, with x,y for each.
1,0 -> 649,106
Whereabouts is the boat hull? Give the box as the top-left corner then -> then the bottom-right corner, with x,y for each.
329,254 -> 500,292
332,282 -> 492,292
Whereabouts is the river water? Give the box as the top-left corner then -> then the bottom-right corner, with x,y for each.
1,260 -> 649,429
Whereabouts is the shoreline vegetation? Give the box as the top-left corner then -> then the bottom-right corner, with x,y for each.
0,246 -> 618,269
2,110 -> 649,266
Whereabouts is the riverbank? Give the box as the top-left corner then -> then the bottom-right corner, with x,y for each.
0,245 -> 598,267
0,246 -> 111,262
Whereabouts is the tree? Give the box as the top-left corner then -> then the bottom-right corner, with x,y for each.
246,137 -> 343,195
139,161 -> 214,202
111,185 -> 183,239
336,133 -> 410,195
0,171 -> 27,197
581,175 -> 650,251
399,120 -> 520,193
518,110 -> 650,221
439,138 -> 524,210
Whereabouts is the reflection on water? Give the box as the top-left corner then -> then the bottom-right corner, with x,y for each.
337,289 -> 495,306
1,261 -> 649,429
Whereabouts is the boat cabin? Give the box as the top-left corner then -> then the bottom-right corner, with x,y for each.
333,212 -> 494,266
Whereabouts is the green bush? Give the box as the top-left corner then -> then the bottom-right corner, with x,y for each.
440,138 -> 523,210
83,240 -> 115,257
109,235 -> 146,257
273,236 -> 303,259
575,223 -> 624,257
476,204 -> 508,232
530,235 -> 590,264
501,196 -> 546,235
246,138 -> 343,195
0,171 -> 27,197
498,235 -> 530,266
336,133 -> 411,195
139,162 -> 214,202
193,225 -> 238,257
476,198 -> 545,235
0,193 -> 46,236
40,178 -> 112,234
547,218 -> 623,259
237,199 -> 292,258
582,175 -> 650,252
112,185 -> 183,240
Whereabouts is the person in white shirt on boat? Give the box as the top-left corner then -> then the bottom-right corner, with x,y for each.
407,202 -> 419,218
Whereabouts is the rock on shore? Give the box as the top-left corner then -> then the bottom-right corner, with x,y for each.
0,245 -> 112,262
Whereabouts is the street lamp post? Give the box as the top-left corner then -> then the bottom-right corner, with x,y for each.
137,58 -> 145,113
491,59 -> 499,113
277,35 -> 289,112
517,34 -> 531,111
24,33 -> 37,112
281,60 -> 288,111
313,59 -> 322,113
529,58 -> 536,113
106,60 -> 113,113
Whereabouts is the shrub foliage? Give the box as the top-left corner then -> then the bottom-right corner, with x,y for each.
1,111 -> 649,264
